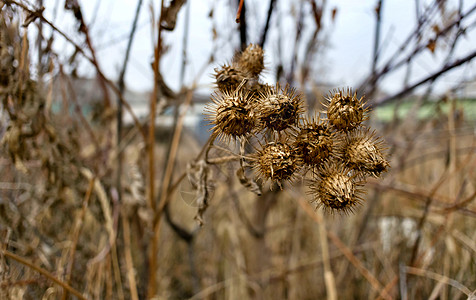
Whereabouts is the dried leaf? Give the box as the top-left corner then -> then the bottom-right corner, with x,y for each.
427,39 -> 437,53
331,7 -> 338,23
187,160 -> 212,226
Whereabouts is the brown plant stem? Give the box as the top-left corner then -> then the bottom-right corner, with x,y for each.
316,209 -> 338,300
259,0 -> 276,47
67,0 -> 112,108
147,88 -> 195,297
230,186 -> 262,238
59,65 -> 100,151
116,0 -> 144,204
235,0 -> 244,23
122,213 -> 140,300
367,2 -> 476,102
360,1 -> 472,92
295,195 -> 394,300
404,267 -> 472,296
61,177 -> 95,300
1,249 -> 86,300
146,0 -> 166,297
157,88 -> 195,217
369,0 -> 383,97
238,0 -> 247,50
163,204 -> 200,293
376,49 -> 476,106
6,0 -> 146,139
166,131 -> 218,195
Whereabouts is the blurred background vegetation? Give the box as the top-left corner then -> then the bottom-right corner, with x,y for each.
0,0 -> 475,299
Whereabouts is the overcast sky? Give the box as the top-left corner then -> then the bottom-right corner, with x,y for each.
40,0 -> 476,97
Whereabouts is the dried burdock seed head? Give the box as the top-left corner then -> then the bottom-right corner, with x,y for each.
326,88 -> 369,132
247,81 -> 270,103
256,84 -> 304,132
252,141 -> 301,186
339,128 -> 390,177
309,163 -> 364,214
205,88 -> 256,140
214,64 -> 246,92
238,44 -> 265,77
295,116 -> 334,167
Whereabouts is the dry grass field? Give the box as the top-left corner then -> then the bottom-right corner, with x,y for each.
1,1 -> 476,299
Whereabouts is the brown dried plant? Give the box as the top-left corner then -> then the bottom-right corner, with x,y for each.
236,43 -> 265,77
3,1 -> 475,299
325,88 -> 369,132
252,140 -> 302,186
255,84 -> 304,132
205,87 -> 256,141
308,162 -> 365,214
204,44 -> 390,214
294,115 -> 335,167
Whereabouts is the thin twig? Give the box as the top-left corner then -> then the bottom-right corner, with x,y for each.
7,0 -> 146,139
122,213 -> 140,300
164,203 -> 195,242
238,0 -> 247,50
317,210 -> 337,300
62,177 -> 95,300
235,0 -> 244,23
259,0 -> 276,47
405,266 -> 472,296
295,195 -> 393,300
59,65 -> 100,152
64,0 -> 112,107
230,185 -> 263,238
147,2 -> 168,296
166,131 -> 218,195
287,0 -> 304,84
376,49 -> 476,106
154,88 -> 195,224
370,0 -> 383,96
116,0 -> 144,203
1,249 -> 87,300
361,2 -> 476,96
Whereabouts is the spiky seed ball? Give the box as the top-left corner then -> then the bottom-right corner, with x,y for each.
326,88 -> 369,132
294,116 -> 334,166
253,141 -> 301,184
309,163 -> 364,214
205,89 -> 256,140
247,81 -> 270,103
256,84 -> 304,132
214,64 -> 246,92
238,44 -> 265,77
339,128 -> 389,177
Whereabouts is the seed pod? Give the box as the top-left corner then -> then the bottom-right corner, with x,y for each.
238,44 -> 265,77
253,141 -> 301,185
294,116 -> 334,167
214,64 -> 246,92
309,163 -> 364,214
339,128 -> 389,177
205,89 -> 256,140
326,88 -> 369,132
256,84 -> 304,132
247,81 -> 270,103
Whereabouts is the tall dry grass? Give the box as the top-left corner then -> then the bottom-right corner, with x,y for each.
0,1 -> 475,299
